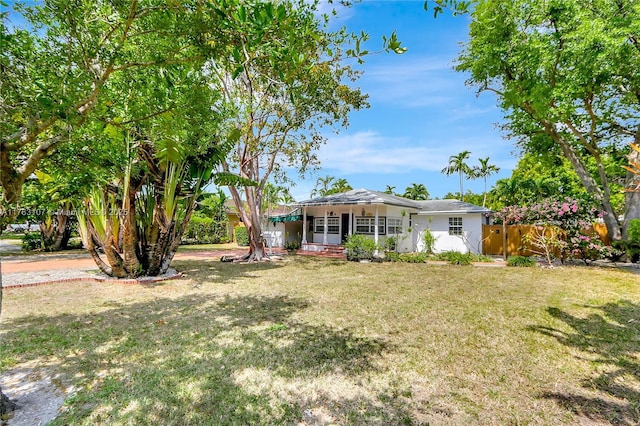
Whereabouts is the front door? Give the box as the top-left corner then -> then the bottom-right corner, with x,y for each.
341,213 -> 350,243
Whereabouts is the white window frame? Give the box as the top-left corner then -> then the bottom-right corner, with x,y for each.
448,217 -> 463,236
355,217 -> 386,235
314,217 -> 339,234
387,217 -> 403,235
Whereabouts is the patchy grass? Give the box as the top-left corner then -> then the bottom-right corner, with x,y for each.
1,258 -> 639,425
177,242 -> 244,252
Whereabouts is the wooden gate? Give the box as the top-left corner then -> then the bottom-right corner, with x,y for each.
482,224 -> 610,257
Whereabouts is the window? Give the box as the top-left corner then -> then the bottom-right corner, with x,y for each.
314,217 -> 339,234
355,217 -> 386,235
387,217 -> 403,234
449,217 -> 463,235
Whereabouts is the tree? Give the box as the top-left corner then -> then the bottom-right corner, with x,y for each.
74,59 -> 232,278
311,176 -> 336,198
326,178 -> 353,195
402,183 -> 430,200
211,1 -> 368,261
0,1 -> 211,216
441,150 -> 472,201
456,0 -> 640,241
472,157 -> 500,207
384,185 -> 397,195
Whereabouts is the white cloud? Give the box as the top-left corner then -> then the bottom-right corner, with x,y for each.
315,130 -> 510,175
362,57 -> 464,107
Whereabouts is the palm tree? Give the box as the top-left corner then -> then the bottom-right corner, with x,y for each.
442,150 -> 472,202
384,185 -> 396,195
403,183 -> 429,200
310,175 -> 335,198
327,178 -> 352,195
473,157 -> 500,207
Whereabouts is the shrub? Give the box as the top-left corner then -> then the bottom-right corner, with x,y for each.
344,234 -> 378,261
22,232 -> 42,252
507,256 -> 536,267
433,250 -> 472,265
284,239 -> 300,251
627,219 -> 640,262
384,252 -> 401,262
383,236 -> 397,252
399,252 -> 428,263
235,226 -> 249,246
421,228 -> 436,254
184,216 -> 229,244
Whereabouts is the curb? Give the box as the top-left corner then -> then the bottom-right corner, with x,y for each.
3,272 -> 183,290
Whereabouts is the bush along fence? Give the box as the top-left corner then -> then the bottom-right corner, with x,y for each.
482,197 -> 622,263
482,223 -> 610,260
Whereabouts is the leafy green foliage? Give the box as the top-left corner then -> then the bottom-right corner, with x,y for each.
457,0 -> 640,241
432,251 -> 472,265
344,234 -> 378,262
421,228 -> 437,254
507,256 -> 536,267
402,183 -> 429,200
235,226 -> 249,247
21,232 -> 42,252
383,236 -> 397,252
184,217 -> 230,245
442,151 -> 472,202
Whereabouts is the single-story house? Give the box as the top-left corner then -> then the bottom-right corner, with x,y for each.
264,188 -> 492,254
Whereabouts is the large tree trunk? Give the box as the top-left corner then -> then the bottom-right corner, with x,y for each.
552,132 -> 623,241
40,209 -> 71,252
227,184 -> 268,262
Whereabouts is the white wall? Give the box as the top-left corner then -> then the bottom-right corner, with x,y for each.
262,223 -> 285,248
303,205 -> 416,249
412,213 -> 484,254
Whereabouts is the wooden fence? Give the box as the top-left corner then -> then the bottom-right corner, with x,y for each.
482,223 -> 610,257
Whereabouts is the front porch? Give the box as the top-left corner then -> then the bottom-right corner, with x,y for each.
297,243 -> 347,259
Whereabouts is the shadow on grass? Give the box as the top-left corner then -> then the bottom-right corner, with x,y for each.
174,259 -> 285,284
0,292 -> 413,424
530,300 -> 640,425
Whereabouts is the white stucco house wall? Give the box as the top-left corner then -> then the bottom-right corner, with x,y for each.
268,189 -> 492,254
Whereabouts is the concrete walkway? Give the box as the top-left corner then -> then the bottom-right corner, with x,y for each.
0,248 -> 278,287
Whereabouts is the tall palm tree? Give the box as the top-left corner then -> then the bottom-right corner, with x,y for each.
473,157 -> 500,207
442,150 -> 472,202
384,185 -> 396,195
310,175 -> 335,198
327,178 -> 352,195
403,183 -> 429,200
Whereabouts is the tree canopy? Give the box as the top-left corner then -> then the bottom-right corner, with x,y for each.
457,0 -> 640,240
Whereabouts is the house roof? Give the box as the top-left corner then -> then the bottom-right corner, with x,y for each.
295,188 -> 418,209
295,189 -> 492,214
414,199 -> 492,214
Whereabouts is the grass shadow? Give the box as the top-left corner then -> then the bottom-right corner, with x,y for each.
0,292 -> 410,424
174,259 -> 285,284
530,300 -> 640,425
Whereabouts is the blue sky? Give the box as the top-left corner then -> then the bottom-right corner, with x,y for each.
292,1 -> 517,201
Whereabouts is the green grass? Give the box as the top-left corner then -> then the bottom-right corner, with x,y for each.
0,234 -> 24,240
1,258 -> 639,425
177,242 -> 244,252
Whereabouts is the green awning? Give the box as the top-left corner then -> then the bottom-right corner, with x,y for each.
269,214 -> 303,223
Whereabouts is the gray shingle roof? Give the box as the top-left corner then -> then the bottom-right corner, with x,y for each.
414,199 -> 492,214
295,189 -> 492,214
295,188 -> 418,208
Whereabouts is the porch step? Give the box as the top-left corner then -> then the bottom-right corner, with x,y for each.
296,244 -> 346,259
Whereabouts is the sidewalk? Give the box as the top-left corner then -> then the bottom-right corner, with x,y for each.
0,249 -> 270,288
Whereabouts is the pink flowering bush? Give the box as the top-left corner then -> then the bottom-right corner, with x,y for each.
495,197 -> 619,263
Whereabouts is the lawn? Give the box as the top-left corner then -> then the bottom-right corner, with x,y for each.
1,257 -> 639,425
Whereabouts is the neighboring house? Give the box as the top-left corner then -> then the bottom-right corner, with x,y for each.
224,199 -> 242,242
273,188 -> 492,254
